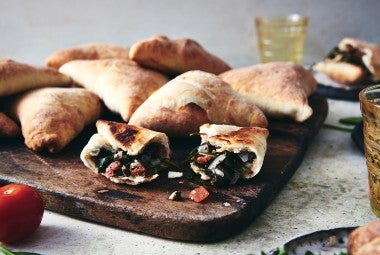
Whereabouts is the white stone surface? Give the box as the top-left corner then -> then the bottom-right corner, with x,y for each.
1,1 -> 379,254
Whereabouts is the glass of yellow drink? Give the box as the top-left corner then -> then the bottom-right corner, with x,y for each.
255,14 -> 309,64
360,84 -> 380,218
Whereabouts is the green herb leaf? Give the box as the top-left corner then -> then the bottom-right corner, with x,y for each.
277,247 -> 288,255
338,116 -> 362,126
323,124 -> 353,132
0,246 -> 42,255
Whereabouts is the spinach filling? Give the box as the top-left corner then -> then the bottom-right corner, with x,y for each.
95,143 -> 173,179
189,143 -> 255,187
327,46 -> 370,74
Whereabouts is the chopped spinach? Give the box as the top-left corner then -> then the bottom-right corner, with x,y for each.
189,142 -> 253,187
95,144 -> 176,178
326,46 -> 369,73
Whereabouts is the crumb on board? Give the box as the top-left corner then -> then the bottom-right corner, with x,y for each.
168,191 -> 182,201
168,171 -> 183,179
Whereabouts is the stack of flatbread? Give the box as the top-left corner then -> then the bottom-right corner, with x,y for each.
0,58 -> 73,141
1,35 -> 319,186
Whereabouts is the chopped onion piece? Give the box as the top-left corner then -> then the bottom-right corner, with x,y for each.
197,144 -> 209,153
208,154 -> 226,170
214,168 -> 224,177
130,159 -> 142,169
114,150 -> 123,159
238,152 -> 254,162
168,171 -> 183,179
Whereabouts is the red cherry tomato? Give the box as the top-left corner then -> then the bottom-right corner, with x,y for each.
189,186 -> 209,203
0,183 -> 44,243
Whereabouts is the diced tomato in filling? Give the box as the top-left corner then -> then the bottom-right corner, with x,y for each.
130,165 -> 146,177
105,161 -> 122,178
196,155 -> 213,164
189,186 -> 209,203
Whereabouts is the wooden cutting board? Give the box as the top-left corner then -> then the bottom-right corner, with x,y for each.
0,93 -> 327,242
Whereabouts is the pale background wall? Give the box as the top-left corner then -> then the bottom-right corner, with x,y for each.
0,0 -> 379,68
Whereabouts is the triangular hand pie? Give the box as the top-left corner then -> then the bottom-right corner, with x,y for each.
45,43 -> 130,70
312,38 -> 380,85
338,38 -> 380,80
0,59 -> 72,97
59,59 -> 169,122
189,123 -> 268,186
313,60 -> 365,85
219,62 -> 317,122
80,120 -> 171,185
9,87 -> 103,153
128,70 -> 268,136
129,35 -> 231,75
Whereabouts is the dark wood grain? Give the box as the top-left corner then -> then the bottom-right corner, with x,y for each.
0,93 -> 328,242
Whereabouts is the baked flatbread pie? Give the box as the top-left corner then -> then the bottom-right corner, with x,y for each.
45,42 -> 130,70
348,221 -> 380,255
0,112 -> 21,137
59,59 -> 169,122
9,87 -> 102,153
313,37 -> 380,84
0,59 -> 72,97
189,123 -> 268,187
128,70 -> 268,136
80,120 -> 171,185
313,60 -> 365,85
339,38 -> 380,80
129,35 -> 231,75
219,62 -> 317,122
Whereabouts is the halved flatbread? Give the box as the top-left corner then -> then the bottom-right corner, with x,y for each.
59,59 -> 169,122
9,87 -> 103,153
128,70 -> 268,136
189,123 -> 268,187
80,120 -> 171,185
0,112 -> 21,137
338,38 -> 380,80
45,43 -> 130,70
219,62 -> 317,122
313,60 -> 365,85
312,38 -> 380,85
0,59 -> 72,97
129,35 -> 231,75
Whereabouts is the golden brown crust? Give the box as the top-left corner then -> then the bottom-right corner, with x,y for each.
209,126 -> 269,147
128,70 -> 268,137
59,59 -> 169,122
0,112 -> 21,137
95,120 -> 170,157
313,60 -> 365,85
10,87 -> 103,153
45,43 -> 130,70
132,103 -> 210,137
129,35 -> 231,75
348,221 -> 380,255
219,62 -> 317,122
0,59 -> 72,97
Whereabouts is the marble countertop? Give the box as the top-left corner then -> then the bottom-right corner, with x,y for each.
4,98 -> 376,255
